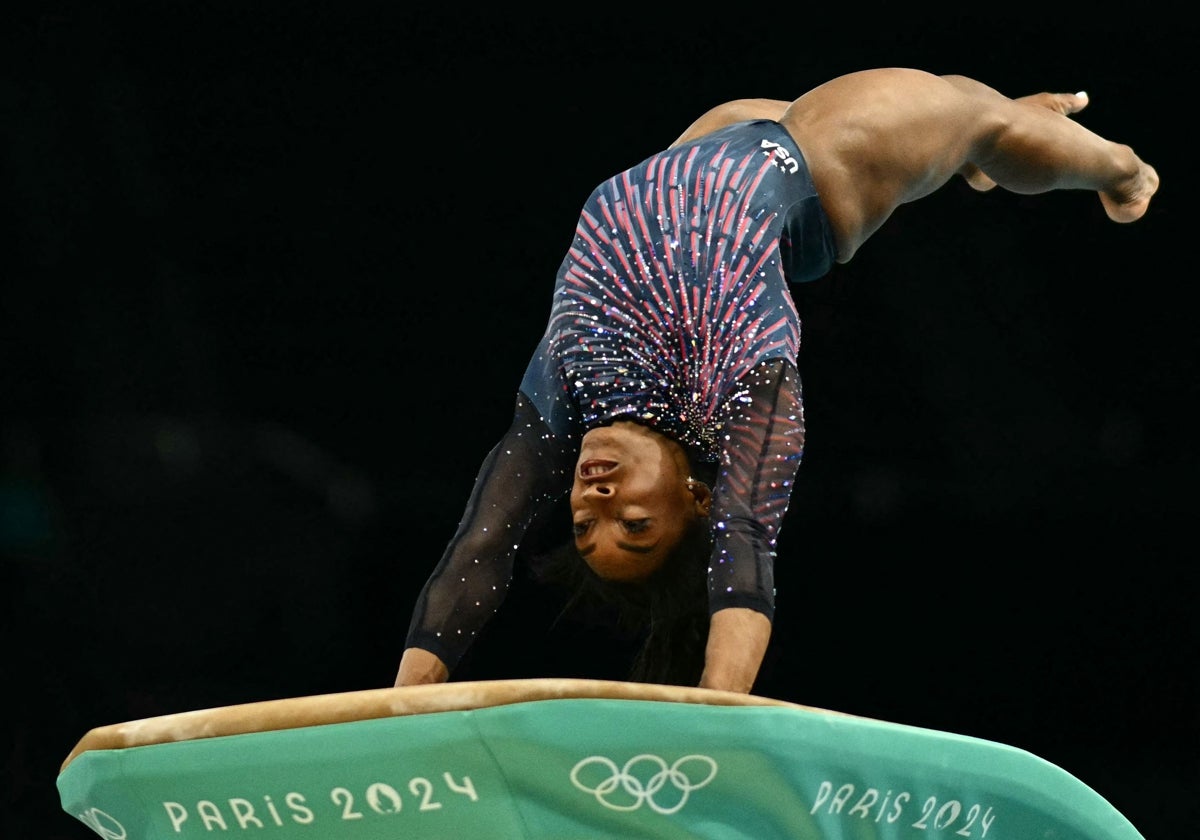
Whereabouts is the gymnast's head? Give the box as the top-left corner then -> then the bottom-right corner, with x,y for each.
569,421 -> 712,582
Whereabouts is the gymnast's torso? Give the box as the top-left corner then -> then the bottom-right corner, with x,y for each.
520,118 -> 835,461
405,121 -> 835,671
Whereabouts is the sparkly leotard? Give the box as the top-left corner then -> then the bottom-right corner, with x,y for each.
406,120 -> 836,670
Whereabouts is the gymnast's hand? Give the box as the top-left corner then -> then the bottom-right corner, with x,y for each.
395,647 -> 449,687
699,608 -> 772,694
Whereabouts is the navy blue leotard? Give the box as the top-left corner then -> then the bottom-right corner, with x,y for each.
406,120 -> 836,670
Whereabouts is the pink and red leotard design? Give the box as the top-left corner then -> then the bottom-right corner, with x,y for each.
406,120 -> 836,670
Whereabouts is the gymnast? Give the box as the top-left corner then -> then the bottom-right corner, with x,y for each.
394,68 -> 1158,694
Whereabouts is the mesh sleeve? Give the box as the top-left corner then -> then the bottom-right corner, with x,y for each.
706,358 -> 805,621
404,392 -> 573,670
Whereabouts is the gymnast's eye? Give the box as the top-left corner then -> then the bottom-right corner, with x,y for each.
622,519 -> 650,533
573,520 -> 592,537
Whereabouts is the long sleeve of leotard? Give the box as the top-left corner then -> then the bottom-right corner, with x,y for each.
404,392 -> 573,671
706,358 -> 805,621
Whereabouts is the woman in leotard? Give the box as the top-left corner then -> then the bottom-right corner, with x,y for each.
396,68 -> 1158,694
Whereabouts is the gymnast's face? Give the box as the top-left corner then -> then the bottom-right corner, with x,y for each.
570,422 -> 711,582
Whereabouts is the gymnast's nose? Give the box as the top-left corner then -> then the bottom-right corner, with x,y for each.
581,482 -> 614,499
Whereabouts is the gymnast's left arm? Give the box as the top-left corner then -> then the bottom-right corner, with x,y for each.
396,646 -> 449,686
395,392 -> 571,687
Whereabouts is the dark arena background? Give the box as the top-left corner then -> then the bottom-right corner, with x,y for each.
5,6 -> 1195,838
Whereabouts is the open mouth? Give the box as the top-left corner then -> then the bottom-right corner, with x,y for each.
578,459 -> 617,478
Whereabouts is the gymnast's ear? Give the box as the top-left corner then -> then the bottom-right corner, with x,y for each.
687,477 -> 712,516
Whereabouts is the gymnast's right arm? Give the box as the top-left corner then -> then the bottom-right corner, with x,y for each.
395,393 -> 571,686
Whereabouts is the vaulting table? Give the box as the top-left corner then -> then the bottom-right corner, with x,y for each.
58,678 -> 1145,839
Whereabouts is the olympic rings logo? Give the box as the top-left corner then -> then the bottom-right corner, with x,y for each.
76,807 -> 127,839
570,754 -> 718,814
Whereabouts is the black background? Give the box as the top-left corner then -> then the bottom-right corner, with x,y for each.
4,5 -> 1195,838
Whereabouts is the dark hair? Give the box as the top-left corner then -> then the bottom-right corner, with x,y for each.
530,515 -> 714,687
